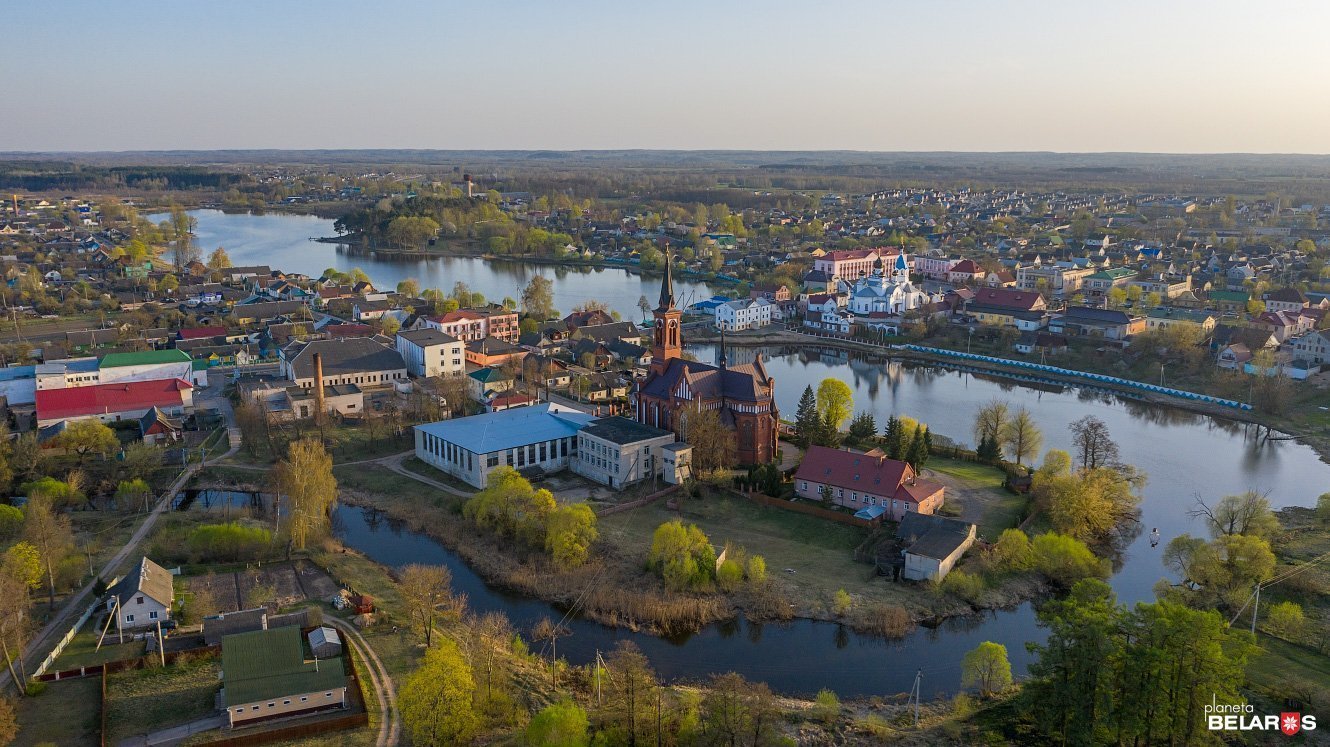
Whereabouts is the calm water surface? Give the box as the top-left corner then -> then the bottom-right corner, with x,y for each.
198,210 -> 1330,696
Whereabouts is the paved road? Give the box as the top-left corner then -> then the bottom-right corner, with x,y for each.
116,715 -> 226,747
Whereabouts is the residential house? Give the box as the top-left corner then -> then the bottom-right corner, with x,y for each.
395,329 -> 465,378
793,446 -> 945,523
1144,308 -> 1218,336
221,626 -> 348,728
946,259 -> 984,285
813,248 -> 883,282
138,406 -> 183,444
1289,329 -> 1330,365
468,367 -> 515,400
104,557 -> 173,631
714,298 -> 774,331
1252,310 -> 1314,343
1262,287 -> 1311,314
750,283 -> 791,302
1208,290 -> 1250,315
964,287 -> 1049,331
1016,264 -> 1094,297
1052,306 -> 1143,342
1217,343 -> 1254,370
465,337 -> 527,367
1082,267 -> 1136,296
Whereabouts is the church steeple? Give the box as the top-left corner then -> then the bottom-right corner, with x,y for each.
657,250 -> 676,311
650,250 -> 683,376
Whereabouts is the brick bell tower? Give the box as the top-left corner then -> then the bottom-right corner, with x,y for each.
650,251 -> 683,376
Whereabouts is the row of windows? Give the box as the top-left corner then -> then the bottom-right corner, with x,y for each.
424,433 -> 474,472
123,610 -> 159,623
798,482 -> 915,511
232,692 -> 336,714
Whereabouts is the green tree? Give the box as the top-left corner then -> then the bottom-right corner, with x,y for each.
792,385 -> 821,447
464,467 -> 556,547
53,420 -> 119,464
990,528 -> 1034,572
1189,490 -> 1279,540
816,378 -> 854,433
746,555 -> 767,585
601,640 -> 659,746
1031,532 -> 1108,587
521,276 -> 557,321
699,672 -> 780,747
648,520 -> 715,591
272,438 -> 338,550
526,700 -> 589,747
678,400 -> 736,476
961,641 -> 1012,697
1,542 -> 42,590
0,506 -> 22,542
20,477 -> 82,510
385,215 -> 441,248
973,400 -> 1009,450
400,637 -> 479,746
22,496 -> 73,609
114,479 -> 154,513
832,589 -> 853,616
396,278 -> 420,298
545,503 -> 598,570
1263,601 -> 1305,639
847,411 -> 877,440
717,559 -> 744,592
999,406 -> 1042,466
207,246 -> 231,269
1318,492 -> 1330,526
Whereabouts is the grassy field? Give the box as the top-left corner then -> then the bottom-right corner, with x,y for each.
104,653 -> 221,744
14,676 -> 102,747
927,457 -> 1029,541
398,455 -> 478,494
333,463 -> 466,508
51,629 -> 145,670
598,490 -> 940,617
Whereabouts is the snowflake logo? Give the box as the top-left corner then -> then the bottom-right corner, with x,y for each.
1281,712 -> 1301,736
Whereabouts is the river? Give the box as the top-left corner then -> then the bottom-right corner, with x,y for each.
183,209 -> 718,320
196,209 -> 1330,697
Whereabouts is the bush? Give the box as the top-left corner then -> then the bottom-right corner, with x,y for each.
989,528 -> 1033,573
941,570 -> 986,604
186,522 -> 273,563
850,603 -> 912,638
1263,601 -> 1306,640
1031,532 -> 1108,587
746,555 -> 767,585
832,589 -> 853,616
716,559 -> 744,592
812,689 -> 840,723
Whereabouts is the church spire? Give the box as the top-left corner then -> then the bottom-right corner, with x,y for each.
718,329 -> 727,370
657,249 -> 675,311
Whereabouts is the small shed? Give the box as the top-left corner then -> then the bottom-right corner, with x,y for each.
307,626 -> 342,659
350,594 -> 374,614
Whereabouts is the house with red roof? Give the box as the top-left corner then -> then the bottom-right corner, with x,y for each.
36,378 -> 194,428
794,445 -> 944,522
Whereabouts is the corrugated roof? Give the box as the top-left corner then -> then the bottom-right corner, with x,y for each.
100,349 -> 193,368
414,403 -> 595,455
36,378 -> 192,421
222,626 -> 345,706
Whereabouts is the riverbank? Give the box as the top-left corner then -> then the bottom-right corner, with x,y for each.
694,327 -> 1330,464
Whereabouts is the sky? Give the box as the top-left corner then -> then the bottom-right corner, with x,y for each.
4,0 -> 1330,153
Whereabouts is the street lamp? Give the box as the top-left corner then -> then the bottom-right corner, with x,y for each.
1159,362 -> 1166,387
967,326 -> 975,354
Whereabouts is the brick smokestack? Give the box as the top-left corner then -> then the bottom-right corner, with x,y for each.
312,352 -> 326,414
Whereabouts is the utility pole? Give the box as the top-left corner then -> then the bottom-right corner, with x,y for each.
909,668 -> 922,727
595,650 -> 602,707
1251,583 -> 1261,634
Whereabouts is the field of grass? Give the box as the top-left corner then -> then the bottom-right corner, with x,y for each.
51,629 -> 145,670
333,463 -> 465,509
927,457 -> 1029,541
398,455 -> 478,494
598,490 -> 939,617
104,653 -> 221,744
14,676 -> 102,747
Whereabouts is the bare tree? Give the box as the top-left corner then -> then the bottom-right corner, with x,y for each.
532,616 -> 571,689
400,564 -> 465,647
999,407 -> 1042,466
21,497 -> 72,610
1188,490 -> 1279,539
1069,415 -> 1119,471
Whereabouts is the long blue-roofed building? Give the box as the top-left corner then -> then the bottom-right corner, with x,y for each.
414,403 -> 597,488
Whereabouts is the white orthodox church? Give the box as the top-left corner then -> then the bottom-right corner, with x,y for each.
846,254 -> 934,316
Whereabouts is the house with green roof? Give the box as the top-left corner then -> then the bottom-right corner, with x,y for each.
221,626 -> 348,727
99,349 -> 199,386
1207,290 -> 1250,315
1083,267 -> 1136,296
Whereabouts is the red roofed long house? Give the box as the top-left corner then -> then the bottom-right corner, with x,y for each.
36,378 -> 194,428
793,445 -> 944,522
813,249 -> 892,283
633,259 -> 779,464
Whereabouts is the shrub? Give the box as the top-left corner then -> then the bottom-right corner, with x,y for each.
1031,532 -> 1108,587
832,589 -> 853,616
716,559 -> 744,592
989,528 -> 1033,572
941,570 -> 986,604
186,522 -> 273,563
812,689 -> 840,723
1264,601 -> 1306,640
746,554 -> 767,585
525,700 -> 589,747
850,603 -> 913,638
648,520 -> 715,592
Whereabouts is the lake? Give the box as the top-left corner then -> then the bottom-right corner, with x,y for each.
198,209 -> 1330,697
184,209 -> 718,320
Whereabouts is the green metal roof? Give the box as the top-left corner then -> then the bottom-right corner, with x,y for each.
191,359 -> 210,370
222,626 -> 346,707
100,349 -> 193,368
1087,268 -> 1136,280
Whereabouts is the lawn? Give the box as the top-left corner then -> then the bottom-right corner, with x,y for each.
14,676 -> 102,747
398,455 -> 478,494
598,490 -> 934,616
104,652 -> 221,744
927,457 -> 1028,541
1248,634 -> 1330,696
333,463 -> 466,509
51,628 -> 145,670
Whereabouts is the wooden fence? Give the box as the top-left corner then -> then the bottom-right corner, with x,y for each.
597,484 -> 680,516
31,574 -> 121,680
734,489 -> 877,528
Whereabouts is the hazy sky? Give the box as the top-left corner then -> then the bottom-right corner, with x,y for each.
5,1 -> 1329,153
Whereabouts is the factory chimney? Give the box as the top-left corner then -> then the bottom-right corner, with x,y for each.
312,351 -> 326,415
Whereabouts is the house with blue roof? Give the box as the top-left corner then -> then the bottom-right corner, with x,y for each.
414,403 -> 597,488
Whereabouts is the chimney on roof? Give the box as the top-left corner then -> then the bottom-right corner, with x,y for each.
312,352 -> 326,415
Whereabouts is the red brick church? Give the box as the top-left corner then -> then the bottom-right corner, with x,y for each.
632,257 -> 779,464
